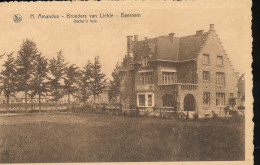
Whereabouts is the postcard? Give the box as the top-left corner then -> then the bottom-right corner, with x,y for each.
0,0 -> 253,164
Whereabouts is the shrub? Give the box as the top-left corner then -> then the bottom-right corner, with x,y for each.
186,112 -> 189,120
177,112 -> 186,119
128,110 -> 136,117
162,114 -> 167,119
140,110 -> 149,118
224,106 -> 229,115
193,113 -> 199,120
123,111 -> 127,116
212,111 -> 219,119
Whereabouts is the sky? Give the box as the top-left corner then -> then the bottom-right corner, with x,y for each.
0,1 -> 251,80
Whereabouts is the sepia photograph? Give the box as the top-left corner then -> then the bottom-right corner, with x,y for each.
0,1 -> 253,164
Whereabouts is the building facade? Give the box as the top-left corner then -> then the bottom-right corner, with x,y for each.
119,24 -> 239,117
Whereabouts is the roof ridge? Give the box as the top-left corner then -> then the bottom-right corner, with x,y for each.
135,31 -> 209,43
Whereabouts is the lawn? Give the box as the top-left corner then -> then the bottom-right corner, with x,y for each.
0,113 -> 244,163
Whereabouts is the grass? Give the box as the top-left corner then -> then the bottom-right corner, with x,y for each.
0,113 -> 244,162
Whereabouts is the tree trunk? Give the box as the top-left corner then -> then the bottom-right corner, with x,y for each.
68,93 -> 70,111
68,93 -> 70,103
94,95 -> 96,103
56,101 -> 58,112
7,95 -> 10,113
39,94 -> 41,113
30,96 -> 33,111
25,89 -> 28,113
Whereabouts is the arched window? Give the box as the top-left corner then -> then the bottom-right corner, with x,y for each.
162,94 -> 174,107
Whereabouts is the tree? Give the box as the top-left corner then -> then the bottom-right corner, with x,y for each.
90,56 -> 106,103
108,62 -> 121,103
0,53 -> 17,112
30,54 -> 48,112
64,64 -> 80,103
76,61 -> 92,104
48,50 -> 67,110
16,39 -> 39,112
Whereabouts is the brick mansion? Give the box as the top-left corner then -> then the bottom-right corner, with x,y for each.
119,24 -> 241,117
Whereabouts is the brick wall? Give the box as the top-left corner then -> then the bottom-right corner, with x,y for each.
196,30 -> 238,116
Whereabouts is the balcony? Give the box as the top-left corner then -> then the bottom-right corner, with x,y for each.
136,84 -> 154,92
158,83 -> 198,91
179,84 -> 198,90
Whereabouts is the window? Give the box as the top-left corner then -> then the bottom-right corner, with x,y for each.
148,95 -> 153,106
203,54 -> 210,64
162,72 -> 177,84
216,72 -> 225,86
216,93 -> 225,106
141,72 -> 153,85
203,71 -> 210,81
203,92 -> 210,106
217,56 -> 223,66
138,95 -> 145,106
162,94 -> 174,107
137,93 -> 154,107
141,57 -> 148,67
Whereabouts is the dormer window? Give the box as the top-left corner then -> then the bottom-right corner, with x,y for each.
141,57 -> 148,67
203,54 -> 210,64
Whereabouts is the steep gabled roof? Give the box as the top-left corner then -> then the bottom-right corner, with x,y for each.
132,32 -> 208,62
133,37 -> 157,61
156,36 -> 179,61
178,32 -> 208,61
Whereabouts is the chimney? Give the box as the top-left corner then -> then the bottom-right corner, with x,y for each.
210,24 -> 215,31
127,35 -> 133,42
169,33 -> 175,42
134,35 -> 138,42
143,37 -> 148,46
127,35 -> 133,53
196,30 -> 204,36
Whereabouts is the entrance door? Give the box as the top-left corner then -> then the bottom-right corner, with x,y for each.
184,94 -> 196,111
